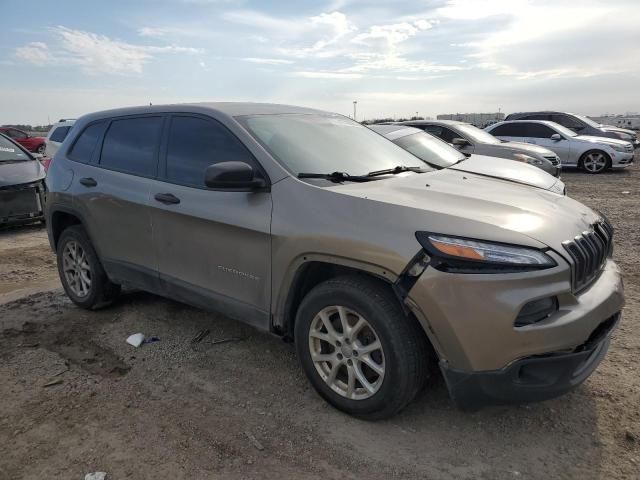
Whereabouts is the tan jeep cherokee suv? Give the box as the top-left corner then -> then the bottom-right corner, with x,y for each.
45,103 -> 624,419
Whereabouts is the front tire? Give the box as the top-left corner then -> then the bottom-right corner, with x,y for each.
56,225 -> 120,309
36,143 -> 46,155
580,150 -> 610,174
295,275 -> 429,420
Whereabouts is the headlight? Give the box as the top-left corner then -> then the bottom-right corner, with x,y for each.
610,143 -> 629,152
513,153 -> 544,166
415,233 -> 556,273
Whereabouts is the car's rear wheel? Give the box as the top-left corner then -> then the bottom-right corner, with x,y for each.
295,275 -> 429,420
580,150 -> 610,174
57,225 -> 120,309
36,143 -> 46,155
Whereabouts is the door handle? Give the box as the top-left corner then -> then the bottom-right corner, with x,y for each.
79,177 -> 97,187
154,193 -> 181,205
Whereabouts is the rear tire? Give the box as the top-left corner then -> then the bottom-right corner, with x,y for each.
580,150 -> 610,174
56,225 -> 120,309
295,275 -> 429,420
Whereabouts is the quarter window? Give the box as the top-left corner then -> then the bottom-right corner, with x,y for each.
68,121 -> 107,163
165,115 -> 257,188
100,117 -> 162,176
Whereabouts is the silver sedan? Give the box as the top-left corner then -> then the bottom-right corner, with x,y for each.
486,120 -> 634,174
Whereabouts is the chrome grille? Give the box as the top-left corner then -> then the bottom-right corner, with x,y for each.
624,144 -> 633,152
544,155 -> 560,166
562,221 -> 613,292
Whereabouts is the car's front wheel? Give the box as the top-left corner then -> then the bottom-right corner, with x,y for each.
36,143 -> 46,155
580,150 -> 610,174
57,225 -> 120,309
295,275 -> 429,420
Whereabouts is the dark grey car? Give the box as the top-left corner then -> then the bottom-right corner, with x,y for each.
45,103 -> 623,419
0,133 -> 47,226
505,111 -> 640,148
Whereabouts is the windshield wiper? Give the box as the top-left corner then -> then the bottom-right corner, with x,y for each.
297,171 -> 373,183
366,165 -> 427,177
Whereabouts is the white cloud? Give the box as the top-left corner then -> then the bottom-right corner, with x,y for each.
292,71 -> 362,79
15,42 -> 52,64
15,26 -> 202,75
242,57 -> 294,65
138,27 -> 169,38
352,20 -> 431,46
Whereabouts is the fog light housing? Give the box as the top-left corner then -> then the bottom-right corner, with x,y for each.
515,297 -> 557,327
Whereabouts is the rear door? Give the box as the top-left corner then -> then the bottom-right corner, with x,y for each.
149,114 -> 272,329
69,116 -> 163,288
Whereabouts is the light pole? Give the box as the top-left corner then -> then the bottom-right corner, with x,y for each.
353,101 -> 357,121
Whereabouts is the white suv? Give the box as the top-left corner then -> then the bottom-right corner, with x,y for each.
45,119 -> 76,157
486,120 -> 634,174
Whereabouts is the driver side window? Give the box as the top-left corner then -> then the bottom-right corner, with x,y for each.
164,115 -> 259,189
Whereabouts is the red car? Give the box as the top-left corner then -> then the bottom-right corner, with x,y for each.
0,127 -> 46,154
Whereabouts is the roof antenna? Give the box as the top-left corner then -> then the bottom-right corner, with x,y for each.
149,102 -> 153,106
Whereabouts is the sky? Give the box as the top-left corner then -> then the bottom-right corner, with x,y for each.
1,0 -> 639,125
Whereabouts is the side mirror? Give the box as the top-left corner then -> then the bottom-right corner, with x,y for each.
204,161 -> 268,191
550,133 -> 562,141
452,137 -> 469,147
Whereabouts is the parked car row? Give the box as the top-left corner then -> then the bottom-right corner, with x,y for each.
42,102 -> 624,419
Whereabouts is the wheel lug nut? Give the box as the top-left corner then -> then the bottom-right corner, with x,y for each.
335,341 -> 341,347
347,359 -> 353,365
353,351 -> 358,356
337,353 -> 343,360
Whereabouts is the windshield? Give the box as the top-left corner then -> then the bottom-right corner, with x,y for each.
572,113 -> 601,129
455,124 -> 501,144
393,132 -> 465,168
239,114 -> 433,177
550,123 -> 578,137
0,135 -> 30,162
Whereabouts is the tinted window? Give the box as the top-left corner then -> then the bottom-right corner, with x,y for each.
523,123 -> 556,138
100,117 -> 162,176
551,114 -> 583,130
6,129 -> 27,139
490,123 -> 524,136
68,122 -> 107,163
50,126 -> 71,143
521,113 -> 551,121
422,125 -> 457,143
165,116 -> 257,188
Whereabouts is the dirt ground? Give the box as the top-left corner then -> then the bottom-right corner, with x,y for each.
1,164 -> 639,480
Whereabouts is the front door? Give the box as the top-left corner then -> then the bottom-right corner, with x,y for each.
150,114 -> 272,329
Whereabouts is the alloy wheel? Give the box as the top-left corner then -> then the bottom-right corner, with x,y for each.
308,305 -> 385,400
582,152 -> 607,173
62,240 -> 92,298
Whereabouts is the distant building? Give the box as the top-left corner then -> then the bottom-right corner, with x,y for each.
436,112 -> 505,128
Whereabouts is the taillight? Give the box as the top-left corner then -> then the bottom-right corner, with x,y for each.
41,157 -> 51,171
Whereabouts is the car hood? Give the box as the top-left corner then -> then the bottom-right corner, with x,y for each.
329,169 -> 600,252
575,135 -> 631,147
497,141 -> 556,157
0,160 -> 46,187
600,125 -> 636,136
449,155 -> 563,193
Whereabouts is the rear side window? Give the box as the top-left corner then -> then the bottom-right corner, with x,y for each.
68,122 -> 107,163
490,123 -> 524,136
423,125 -> 458,143
100,117 -> 162,176
164,115 -> 257,188
523,123 -> 555,138
551,114 -> 583,130
50,126 -> 71,143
